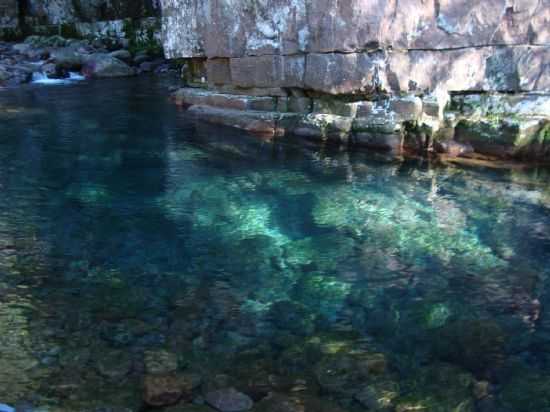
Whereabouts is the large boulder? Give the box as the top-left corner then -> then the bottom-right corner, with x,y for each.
50,48 -> 83,70
82,54 -> 136,79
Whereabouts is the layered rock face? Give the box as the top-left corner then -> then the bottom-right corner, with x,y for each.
164,0 -> 550,161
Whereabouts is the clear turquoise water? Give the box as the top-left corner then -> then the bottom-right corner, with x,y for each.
1,77 -> 550,412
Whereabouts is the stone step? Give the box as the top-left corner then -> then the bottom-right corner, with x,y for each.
186,105 -> 285,136
173,88 -> 277,112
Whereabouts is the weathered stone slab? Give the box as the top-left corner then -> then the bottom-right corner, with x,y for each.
312,98 -> 360,117
353,113 -> 402,134
304,52 -> 381,95
161,1 -> 549,96
386,46 -> 550,94
161,0 -> 549,59
279,96 -> 312,113
351,132 -> 404,152
230,55 -> 305,88
215,85 -> 288,97
242,0 -> 308,56
173,88 -> 276,111
389,96 -> 423,122
187,105 -> 279,135
290,113 -> 353,143
162,0 -> 205,58
207,58 -> 232,86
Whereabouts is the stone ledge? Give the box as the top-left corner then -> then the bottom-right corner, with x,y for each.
173,88 -> 276,112
186,105 -> 284,136
174,88 -> 550,161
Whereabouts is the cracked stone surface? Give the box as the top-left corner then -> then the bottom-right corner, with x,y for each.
160,0 -> 549,95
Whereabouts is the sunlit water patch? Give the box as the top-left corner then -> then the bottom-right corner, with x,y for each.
1,77 -> 550,412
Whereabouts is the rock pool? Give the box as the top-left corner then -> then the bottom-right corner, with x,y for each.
1,77 -> 550,412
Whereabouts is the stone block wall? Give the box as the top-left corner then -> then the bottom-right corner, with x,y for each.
163,0 -> 550,161
161,0 -> 550,95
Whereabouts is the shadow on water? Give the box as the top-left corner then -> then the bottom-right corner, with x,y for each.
1,77 -> 550,411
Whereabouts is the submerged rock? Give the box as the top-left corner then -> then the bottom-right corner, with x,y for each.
205,388 -> 254,412
434,319 -> 506,376
314,351 -> 387,396
96,349 -> 133,379
355,380 -> 400,411
394,363 -> 475,412
144,376 -> 182,406
253,393 -> 346,412
143,374 -> 198,407
144,349 -> 179,374
252,394 -> 302,412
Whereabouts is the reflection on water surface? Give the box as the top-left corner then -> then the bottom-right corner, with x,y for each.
1,77 -> 550,412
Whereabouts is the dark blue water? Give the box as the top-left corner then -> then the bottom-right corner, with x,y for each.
1,77 -> 550,412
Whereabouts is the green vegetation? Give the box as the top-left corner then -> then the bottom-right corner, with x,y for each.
123,19 -> 162,56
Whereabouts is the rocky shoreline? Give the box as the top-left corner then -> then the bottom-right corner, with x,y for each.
160,0 -> 549,164
0,35 -> 172,87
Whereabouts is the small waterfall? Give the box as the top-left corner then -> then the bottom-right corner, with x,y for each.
32,71 -> 85,85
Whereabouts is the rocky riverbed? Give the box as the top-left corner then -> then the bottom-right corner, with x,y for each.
0,35 -> 173,87
1,76 -> 550,412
